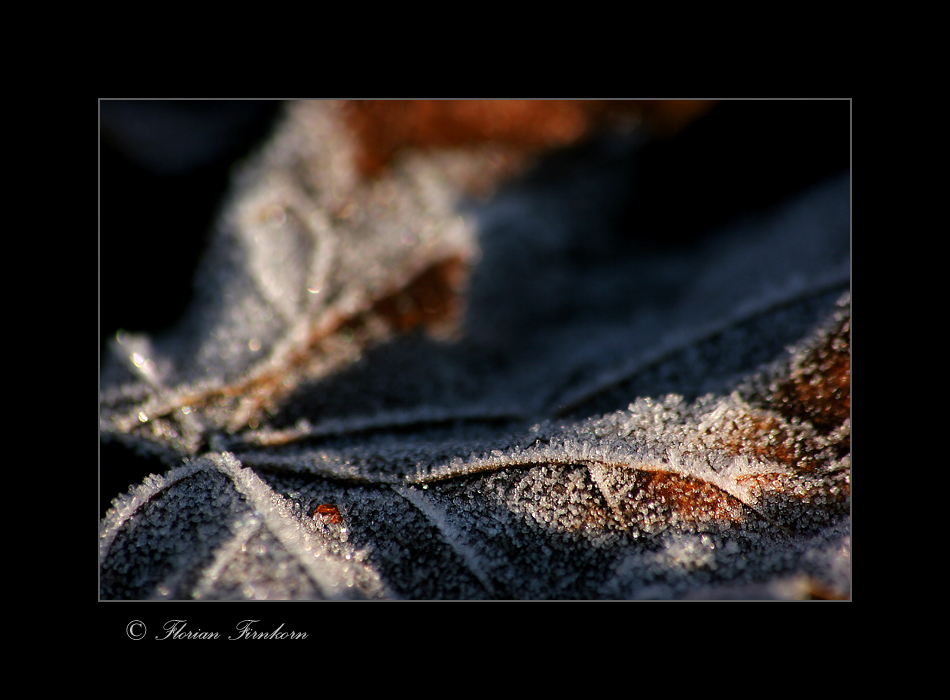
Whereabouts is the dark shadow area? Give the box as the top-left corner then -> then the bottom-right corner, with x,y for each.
99,100 -> 284,357
623,99 -> 851,246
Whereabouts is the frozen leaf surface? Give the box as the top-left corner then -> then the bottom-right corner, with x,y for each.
100,101 -> 850,599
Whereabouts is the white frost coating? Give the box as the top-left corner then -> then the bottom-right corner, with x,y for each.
99,460 -> 208,565
230,449 -> 392,484
112,333 -> 167,387
207,452 -> 390,599
232,175 -> 321,326
304,208 -> 335,309
396,486 -> 497,596
238,404 -> 527,450
410,422 -> 788,500
189,517 -> 264,600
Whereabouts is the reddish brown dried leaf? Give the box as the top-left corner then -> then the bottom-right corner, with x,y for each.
343,99 -> 716,179
770,312 -> 851,432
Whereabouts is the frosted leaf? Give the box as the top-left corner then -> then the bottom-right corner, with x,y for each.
101,100 -> 850,599
99,453 -> 389,600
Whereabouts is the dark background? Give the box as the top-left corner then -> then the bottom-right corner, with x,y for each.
99,100 -> 284,354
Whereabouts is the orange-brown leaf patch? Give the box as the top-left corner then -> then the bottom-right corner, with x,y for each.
623,471 -> 750,534
312,503 -> 342,524
771,313 -> 850,433
343,100 -> 716,179
372,256 -> 468,337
